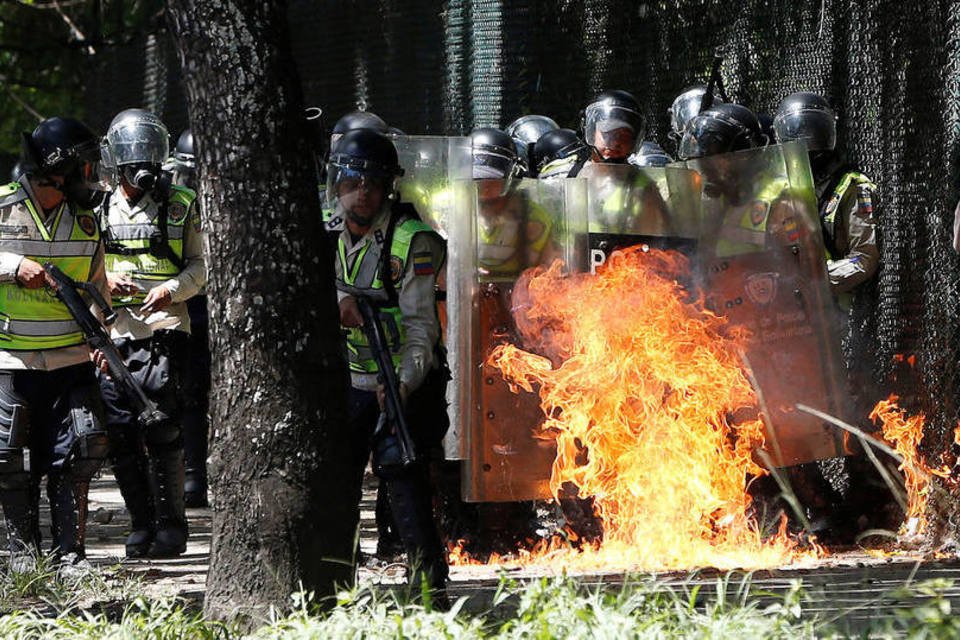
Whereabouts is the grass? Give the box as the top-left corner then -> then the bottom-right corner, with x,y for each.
0,566 -> 956,638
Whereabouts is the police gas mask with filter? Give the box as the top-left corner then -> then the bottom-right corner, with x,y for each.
101,108 -> 170,195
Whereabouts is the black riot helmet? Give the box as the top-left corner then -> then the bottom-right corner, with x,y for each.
678,103 -> 763,160
533,128 -> 589,172
628,141 -> 673,168
582,90 -> 645,162
326,128 -> 403,217
470,127 -> 521,180
505,115 -> 559,176
22,117 -> 105,207
173,129 -> 194,167
330,110 -> 388,152
773,92 -> 837,152
9,160 -> 33,183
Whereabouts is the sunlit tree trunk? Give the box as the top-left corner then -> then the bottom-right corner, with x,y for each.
165,0 -> 354,623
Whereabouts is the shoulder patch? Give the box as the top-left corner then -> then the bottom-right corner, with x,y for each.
412,251 -> 435,276
389,255 -> 404,283
76,214 -> 97,237
168,201 -> 188,223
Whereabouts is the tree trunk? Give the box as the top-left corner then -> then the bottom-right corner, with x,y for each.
165,0 -> 355,623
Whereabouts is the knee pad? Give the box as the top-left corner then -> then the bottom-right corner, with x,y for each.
64,398 -> 109,481
0,378 -> 29,449
0,448 -> 30,490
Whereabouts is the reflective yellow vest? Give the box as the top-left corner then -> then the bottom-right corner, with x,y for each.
102,186 -> 194,307
338,215 -> 436,375
0,182 -> 101,351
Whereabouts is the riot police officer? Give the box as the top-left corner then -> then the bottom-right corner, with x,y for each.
773,92 -> 879,302
165,129 -> 196,191
775,92 -> 884,537
0,117 -> 110,568
582,90 -> 645,164
163,128 -> 210,509
534,129 -> 591,180
331,128 -> 449,595
98,109 -> 207,558
505,115 -> 559,177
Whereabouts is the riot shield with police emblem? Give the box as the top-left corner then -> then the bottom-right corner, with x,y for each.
446,177 -> 588,501
579,163 -> 702,273
687,141 -> 848,467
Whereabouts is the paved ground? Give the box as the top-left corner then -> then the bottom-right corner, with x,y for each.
6,472 -> 960,632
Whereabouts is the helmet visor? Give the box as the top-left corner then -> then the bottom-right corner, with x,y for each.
773,108 -> 837,151
670,92 -> 712,136
472,147 -> 518,180
106,120 -> 170,167
325,164 -> 394,211
584,103 -> 643,143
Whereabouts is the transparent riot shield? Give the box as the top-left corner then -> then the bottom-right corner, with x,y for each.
579,163 -> 702,272
687,141 -> 848,467
392,135 -> 473,236
447,177 -> 588,501
390,136 -> 474,460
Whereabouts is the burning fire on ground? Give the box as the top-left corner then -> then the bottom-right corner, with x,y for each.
447,247 -> 960,571
454,247 -> 813,571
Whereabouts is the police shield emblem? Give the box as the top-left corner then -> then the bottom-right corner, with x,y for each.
77,215 -> 97,236
744,272 -> 778,306
168,202 -> 188,222
389,256 -> 404,283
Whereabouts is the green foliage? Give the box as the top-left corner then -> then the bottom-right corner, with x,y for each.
0,549 -> 142,613
0,0 -> 165,156
0,570 -> 958,638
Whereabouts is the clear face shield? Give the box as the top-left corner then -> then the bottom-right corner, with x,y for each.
773,107 -> 837,152
669,89 -> 708,137
325,162 -> 396,224
472,146 -> 521,196
583,103 -> 643,161
102,120 -> 170,173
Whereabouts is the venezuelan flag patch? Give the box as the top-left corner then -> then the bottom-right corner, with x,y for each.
413,251 -> 434,276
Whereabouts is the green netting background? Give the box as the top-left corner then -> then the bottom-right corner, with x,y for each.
88,0 -> 960,464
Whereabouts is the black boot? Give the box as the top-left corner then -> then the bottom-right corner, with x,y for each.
46,472 -> 87,559
148,446 -> 187,558
1,482 -> 39,571
112,451 -> 155,558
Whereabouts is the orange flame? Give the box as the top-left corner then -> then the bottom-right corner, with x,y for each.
482,247 -> 811,571
870,394 -> 950,535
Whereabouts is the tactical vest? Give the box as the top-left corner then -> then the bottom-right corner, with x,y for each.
715,178 -> 789,257
0,182 -> 101,351
102,185 -> 194,307
338,213 -> 435,375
